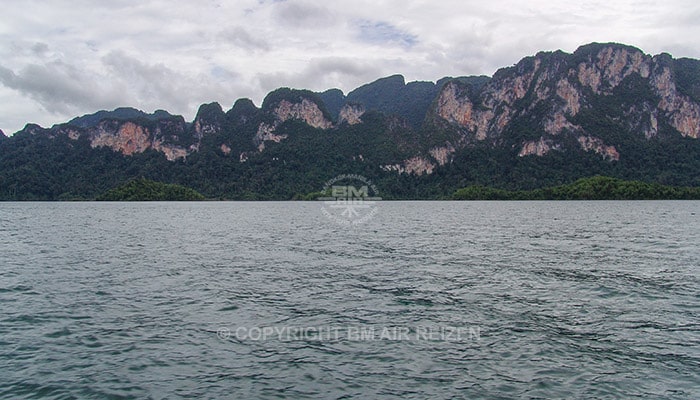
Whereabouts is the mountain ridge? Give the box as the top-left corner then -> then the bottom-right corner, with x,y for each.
1,42 -> 699,200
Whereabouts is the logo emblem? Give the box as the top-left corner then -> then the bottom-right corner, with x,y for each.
319,174 -> 381,225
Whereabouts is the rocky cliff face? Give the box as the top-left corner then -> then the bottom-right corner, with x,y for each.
253,93 -> 334,151
10,43 -> 699,177
18,114 -> 194,161
87,118 -> 191,161
428,43 -> 700,165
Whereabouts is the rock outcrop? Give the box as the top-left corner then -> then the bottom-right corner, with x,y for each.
430,43 -> 700,166
338,103 -> 365,125
577,135 -> 620,161
253,89 -> 335,151
88,119 -> 190,161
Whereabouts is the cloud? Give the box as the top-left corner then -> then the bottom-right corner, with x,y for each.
0,0 -> 699,134
271,1 -> 336,28
219,27 -> 271,52
0,61 -> 123,115
257,57 -> 382,94
357,20 -> 418,48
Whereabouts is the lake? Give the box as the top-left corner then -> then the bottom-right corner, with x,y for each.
1,201 -> 698,398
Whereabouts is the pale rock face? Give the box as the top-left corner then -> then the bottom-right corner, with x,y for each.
435,60 -> 541,142
274,99 -> 333,129
597,46 -> 650,86
404,157 -> 435,175
518,138 -> 556,157
89,121 -> 188,161
381,156 -> 436,176
254,97 -> 333,150
254,123 -> 288,152
578,47 -> 651,94
154,144 -> 188,161
397,156 -> 436,175
577,136 -> 620,161
380,164 -> 403,173
194,119 -> 220,139
436,82 -> 474,126
429,145 -> 455,166
651,67 -> 700,138
338,104 -> 365,125
577,63 -> 603,94
432,44 -> 699,166
648,112 -> 658,139
90,122 -> 151,156
544,112 -> 580,136
556,78 -> 581,116
67,129 -> 80,140
434,82 -> 494,140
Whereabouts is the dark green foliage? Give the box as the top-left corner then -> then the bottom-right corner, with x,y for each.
96,178 -> 205,201
451,185 -> 515,200
453,176 -> 700,200
68,107 -> 173,128
347,75 -> 442,128
316,89 -> 346,120
195,102 -> 225,124
674,58 -> 700,102
436,76 -> 491,93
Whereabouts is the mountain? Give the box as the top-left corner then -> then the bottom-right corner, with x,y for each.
68,107 -> 175,128
1,42 -> 699,200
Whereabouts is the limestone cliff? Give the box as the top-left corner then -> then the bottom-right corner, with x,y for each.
429,43 -> 699,166
22,115 -> 194,161
9,42 -> 699,179
253,89 -> 334,150
88,118 -> 190,161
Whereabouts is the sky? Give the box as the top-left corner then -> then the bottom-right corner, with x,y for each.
1,0 -> 699,135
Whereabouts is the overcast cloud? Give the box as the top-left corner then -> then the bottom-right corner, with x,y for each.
0,0 -> 698,134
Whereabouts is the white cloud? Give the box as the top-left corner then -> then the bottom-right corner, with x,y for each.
0,0 -> 698,134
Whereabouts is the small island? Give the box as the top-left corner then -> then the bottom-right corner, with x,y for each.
96,178 -> 205,201
452,176 -> 700,200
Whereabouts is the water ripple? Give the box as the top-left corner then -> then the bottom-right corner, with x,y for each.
0,201 -> 698,398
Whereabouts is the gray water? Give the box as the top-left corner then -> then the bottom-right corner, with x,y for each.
0,201 -> 698,399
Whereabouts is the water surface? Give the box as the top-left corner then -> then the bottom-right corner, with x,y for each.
0,201 -> 698,398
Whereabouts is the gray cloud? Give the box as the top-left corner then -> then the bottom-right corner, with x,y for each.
219,27 -> 271,52
0,61 -> 123,115
0,0 -> 699,134
357,20 -> 418,48
272,1 -> 336,28
31,42 -> 50,56
257,57 -> 382,94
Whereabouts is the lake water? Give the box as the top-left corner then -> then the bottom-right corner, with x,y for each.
0,201 -> 698,399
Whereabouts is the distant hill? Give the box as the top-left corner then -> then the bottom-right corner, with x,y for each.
96,178 -> 205,201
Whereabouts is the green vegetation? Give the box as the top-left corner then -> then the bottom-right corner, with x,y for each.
453,176 -> 700,200
2,44 -> 700,201
96,178 -> 205,201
